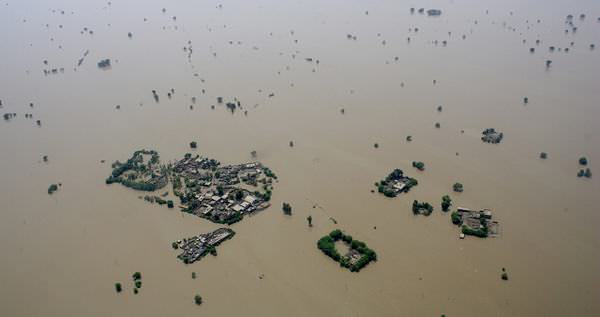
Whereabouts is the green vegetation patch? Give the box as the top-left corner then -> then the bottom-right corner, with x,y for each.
47,184 -> 59,195
317,229 -> 377,272
105,149 -> 168,191
412,161 -> 425,171
412,200 -> 434,216
376,169 -> 418,198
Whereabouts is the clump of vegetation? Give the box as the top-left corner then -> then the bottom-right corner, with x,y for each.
190,141 -> 197,149
451,211 -> 462,224
441,195 -> 452,212
461,225 -> 488,238
47,184 -> 59,195
481,128 -> 503,144
208,245 -> 217,256
435,122 -> 441,128
316,229 -> 377,272
282,202 -> 292,215
374,142 -> 379,148
115,283 -> 122,293
540,152 -> 548,159
105,150 -> 168,192
171,242 -> 179,249
194,294 -> 203,305
406,135 -> 412,142
127,271 -> 142,293
376,169 -> 418,198
453,182 -> 464,193
579,157 -> 588,166
191,272 -> 196,279
577,168 -> 592,178
412,161 -> 425,171
412,200 -> 434,216
263,167 -> 277,179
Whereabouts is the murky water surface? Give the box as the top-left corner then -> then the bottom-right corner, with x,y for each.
1,0 -> 599,316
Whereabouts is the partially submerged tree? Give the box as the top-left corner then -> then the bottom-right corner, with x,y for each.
441,195 -> 452,212
453,182 -> 464,193
48,184 -> 58,195
282,202 -> 292,215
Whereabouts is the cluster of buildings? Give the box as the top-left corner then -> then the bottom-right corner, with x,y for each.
377,169 -> 418,197
97,58 -> 111,69
173,228 -> 235,264
192,190 -> 269,224
172,155 -> 275,224
454,207 -> 500,238
481,128 -> 504,144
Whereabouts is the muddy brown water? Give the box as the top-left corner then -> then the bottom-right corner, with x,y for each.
1,0 -> 599,316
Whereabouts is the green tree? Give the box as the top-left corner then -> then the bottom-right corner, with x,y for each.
47,184 -> 59,195
282,202 -> 292,215
412,161 -> 425,171
441,195 -> 452,212
453,182 -> 464,192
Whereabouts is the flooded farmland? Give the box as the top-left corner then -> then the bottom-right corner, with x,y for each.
1,0 -> 599,316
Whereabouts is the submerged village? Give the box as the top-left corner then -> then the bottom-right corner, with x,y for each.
105,149 -> 277,265
4,2 -> 600,315
105,146 -> 503,279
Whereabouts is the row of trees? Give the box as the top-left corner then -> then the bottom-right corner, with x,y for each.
282,202 -> 292,215
412,200 -> 434,216
441,195 -> 452,211
316,229 -> 377,272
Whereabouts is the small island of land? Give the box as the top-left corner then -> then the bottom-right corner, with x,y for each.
376,169 -> 418,198
451,207 -> 500,238
317,229 -> 377,272
481,128 -> 504,144
172,228 -> 235,264
106,149 -> 277,225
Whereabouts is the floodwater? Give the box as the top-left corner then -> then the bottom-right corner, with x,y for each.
1,0 -> 599,316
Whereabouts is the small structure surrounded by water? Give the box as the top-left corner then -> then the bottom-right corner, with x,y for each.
97,59 -> 111,69
427,9 -> 442,16
375,169 -> 418,197
451,207 -> 500,238
481,128 -> 504,144
173,228 -> 235,264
